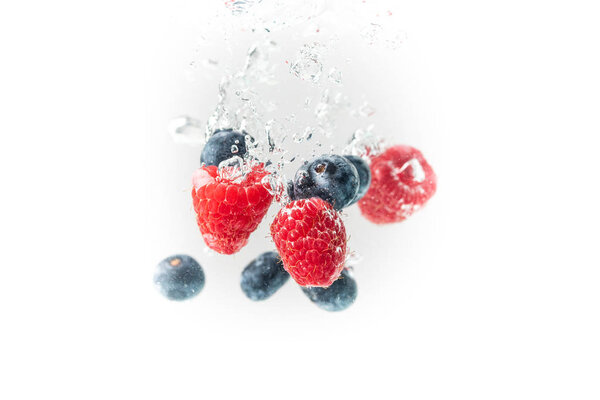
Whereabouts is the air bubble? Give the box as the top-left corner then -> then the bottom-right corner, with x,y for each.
345,250 -> 364,266
261,173 -> 288,202
218,156 -> 245,182
289,42 -> 325,83
343,128 -> 385,159
328,67 -> 342,84
357,102 -> 376,117
225,0 -> 263,15
395,158 -> 426,182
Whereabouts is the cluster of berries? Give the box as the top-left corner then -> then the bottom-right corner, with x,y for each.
154,129 -> 436,311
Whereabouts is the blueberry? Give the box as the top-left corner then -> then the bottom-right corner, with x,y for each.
302,269 -> 357,312
343,155 -> 371,205
200,129 -> 252,166
289,154 -> 359,210
241,252 -> 289,301
154,255 -> 205,301
301,269 -> 357,312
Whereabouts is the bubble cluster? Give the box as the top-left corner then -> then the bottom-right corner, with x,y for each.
343,126 -> 385,160
289,42 -> 326,83
224,0 -> 263,15
171,2 -> 414,268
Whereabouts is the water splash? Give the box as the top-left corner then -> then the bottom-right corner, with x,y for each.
218,156 -> 245,182
313,89 -> 351,137
224,0 -> 263,15
289,42 -> 326,83
182,17 -> 394,210
205,41 -> 279,141
394,158 -> 426,182
168,116 -> 204,144
345,249 -> 364,267
327,67 -> 343,85
355,101 -> 376,117
343,126 -> 385,160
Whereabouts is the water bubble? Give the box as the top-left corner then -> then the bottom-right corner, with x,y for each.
328,67 -> 343,84
292,127 -> 315,143
225,0 -> 263,15
289,42 -> 325,83
395,158 -> 426,182
292,131 -> 304,143
218,155 -> 244,169
357,101 -> 376,117
385,30 -> 408,50
360,22 -> 407,49
361,23 -> 383,45
264,119 -> 287,152
203,58 -> 219,69
345,250 -> 364,266
344,128 -> 385,159
218,156 -> 245,182
261,173 -> 288,202
193,21 -> 397,209
313,89 -> 350,136
304,97 -> 312,110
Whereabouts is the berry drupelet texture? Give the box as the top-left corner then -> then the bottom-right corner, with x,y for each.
271,197 -> 347,287
192,164 -> 273,254
358,145 -> 436,224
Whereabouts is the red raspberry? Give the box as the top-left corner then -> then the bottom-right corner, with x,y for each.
191,165 -> 273,255
270,198 -> 347,287
358,145 -> 436,224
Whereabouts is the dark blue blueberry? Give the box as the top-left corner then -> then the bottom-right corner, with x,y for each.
200,129 -> 252,166
154,255 -> 205,301
343,155 -> 371,205
241,252 -> 289,301
289,154 -> 359,210
301,269 -> 357,312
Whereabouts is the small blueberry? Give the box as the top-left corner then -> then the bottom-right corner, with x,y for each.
241,252 -> 289,301
154,255 -> 205,301
302,269 -> 357,312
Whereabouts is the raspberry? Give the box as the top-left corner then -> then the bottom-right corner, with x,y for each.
358,145 -> 436,224
270,198 -> 347,287
191,165 -> 273,254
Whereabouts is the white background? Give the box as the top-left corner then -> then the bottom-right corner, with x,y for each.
1,0 -> 599,399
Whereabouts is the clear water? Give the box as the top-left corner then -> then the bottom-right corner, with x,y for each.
170,0 -> 409,265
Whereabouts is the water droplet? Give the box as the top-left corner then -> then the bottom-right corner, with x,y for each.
328,67 -> 342,84
168,116 -> 204,144
204,59 -> 218,69
357,101 -> 376,117
218,156 -> 246,182
289,42 -> 325,83
345,250 -> 364,266
361,23 -> 383,45
304,97 -> 312,110
225,0 -> 263,15
395,158 -> 426,182
344,128 -> 385,159
360,21 -> 406,49
292,127 -> 315,143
